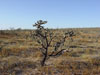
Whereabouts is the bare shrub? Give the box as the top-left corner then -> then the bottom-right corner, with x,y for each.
33,20 -> 75,66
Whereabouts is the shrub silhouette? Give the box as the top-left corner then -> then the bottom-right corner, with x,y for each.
33,20 -> 74,66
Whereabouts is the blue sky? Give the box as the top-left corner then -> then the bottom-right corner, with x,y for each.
0,0 -> 100,29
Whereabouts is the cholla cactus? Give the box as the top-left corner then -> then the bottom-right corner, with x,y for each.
33,20 -> 47,29
33,20 -> 74,66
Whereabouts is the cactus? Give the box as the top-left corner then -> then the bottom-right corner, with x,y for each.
33,20 -> 74,66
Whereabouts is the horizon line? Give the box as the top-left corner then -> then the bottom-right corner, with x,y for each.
0,27 -> 100,30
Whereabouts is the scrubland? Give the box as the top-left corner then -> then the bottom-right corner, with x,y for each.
0,28 -> 100,75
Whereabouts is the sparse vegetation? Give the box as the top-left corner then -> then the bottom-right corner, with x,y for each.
0,25 -> 100,74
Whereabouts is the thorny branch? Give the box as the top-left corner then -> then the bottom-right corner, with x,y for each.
33,20 -> 75,66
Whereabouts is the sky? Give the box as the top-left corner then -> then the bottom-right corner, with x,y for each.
0,0 -> 100,29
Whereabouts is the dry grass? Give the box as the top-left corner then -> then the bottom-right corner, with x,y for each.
0,28 -> 100,75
